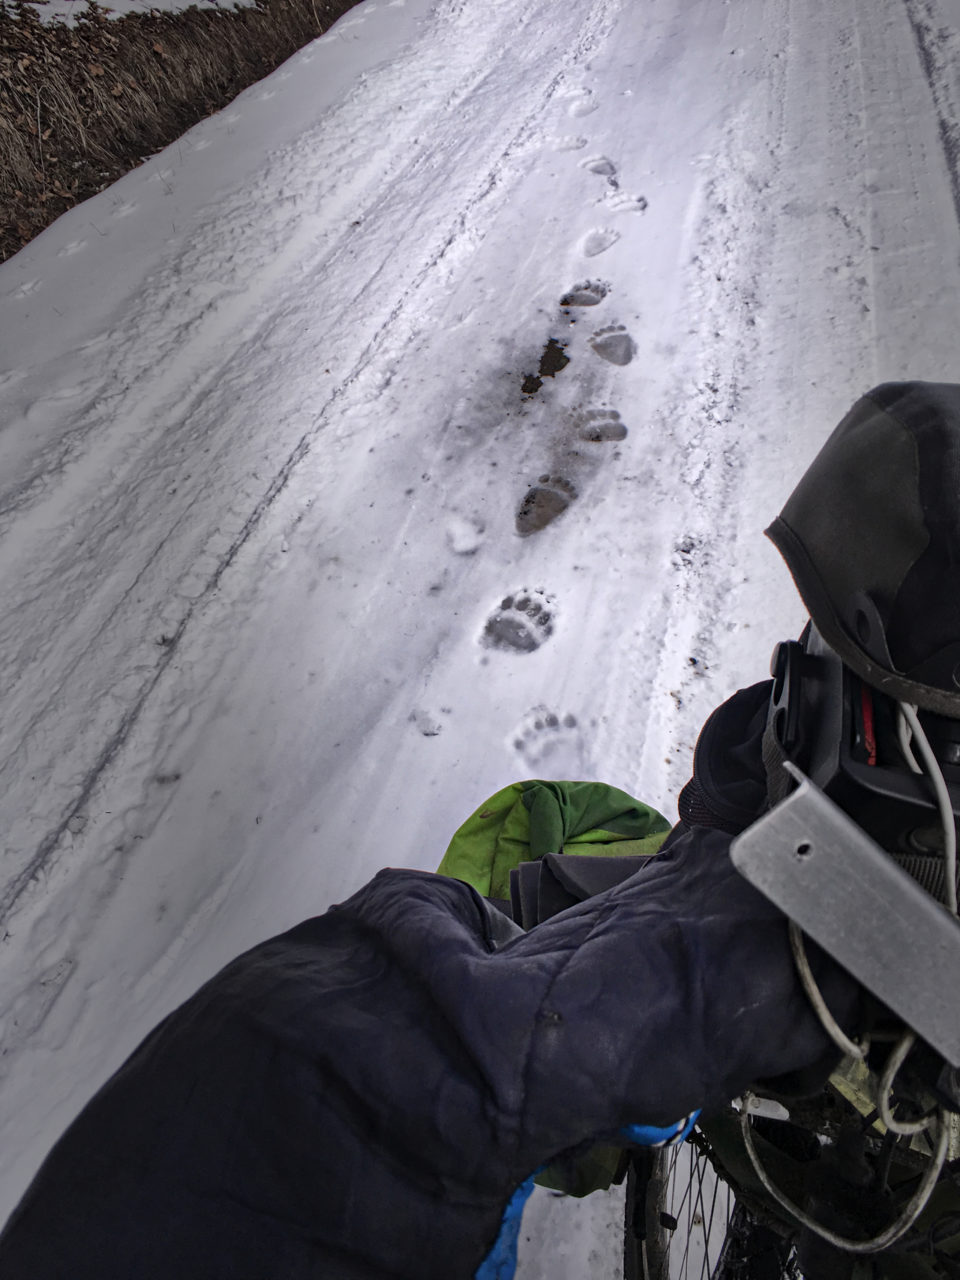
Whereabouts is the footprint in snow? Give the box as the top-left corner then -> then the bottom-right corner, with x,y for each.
582,155 -> 618,179
576,408 -> 627,442
410,708 -> 443,737
56,239 -> 87,258
568,91 -> 598,118
512,705 -> 585,774
445,513 -> 484,555
516,475 -> 577,535
581,228 -> 620,258
607,191 -> 648,214
482,590 -> 555,654
560,280 -> 609,308
552,135 -> 589,151
590,325 -> 636,366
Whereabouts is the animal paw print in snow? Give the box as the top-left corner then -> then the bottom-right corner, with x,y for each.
481,590 -> 555,654
589,325 -> 636,366
560,280 -> 609,308
516,476 -> 577,535
576,408 -> 627,442
513,706 -> 581,764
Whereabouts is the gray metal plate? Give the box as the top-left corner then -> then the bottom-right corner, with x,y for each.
731,764 -> 960,1067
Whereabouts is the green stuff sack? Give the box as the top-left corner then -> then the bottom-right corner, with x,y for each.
436,779 -> 672,901
437,779 -> 673,1200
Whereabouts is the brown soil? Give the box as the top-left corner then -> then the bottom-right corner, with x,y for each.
521,336 -> 570,394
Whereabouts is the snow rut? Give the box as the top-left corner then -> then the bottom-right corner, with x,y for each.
0,0 -> 619,922
903,0 -> 960,226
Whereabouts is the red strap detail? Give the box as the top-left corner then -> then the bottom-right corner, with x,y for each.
861,685 -> 877,765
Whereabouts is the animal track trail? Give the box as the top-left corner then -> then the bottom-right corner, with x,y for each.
582,156 -> 618,179
575,408 -> 627,442
560,280 -> 609,307
606,191 -> 648,214
516,475 -> 578,535
552,135 -> 589,152
568,90 -> 599,118
581,228 -> 620,258
481,590 -> 555,654
512,705 -> 585,773
590,325 -> 636,366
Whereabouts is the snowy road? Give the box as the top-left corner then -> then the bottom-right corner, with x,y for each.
3,0 -> 960,1269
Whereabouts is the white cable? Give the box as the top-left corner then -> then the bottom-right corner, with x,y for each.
898,702 -> 958,915
757,704 -> 954,1251
877,1029 -> 933,1137
897,704 -> 923,775
789,921 -> 867,1060
740,1093 -> 949,1253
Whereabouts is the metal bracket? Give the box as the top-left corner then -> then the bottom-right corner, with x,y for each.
731,763 -> 960,1067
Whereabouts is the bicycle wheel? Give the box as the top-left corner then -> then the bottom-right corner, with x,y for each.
624,1136 -> 734,1280
623,1130 -> 800,1280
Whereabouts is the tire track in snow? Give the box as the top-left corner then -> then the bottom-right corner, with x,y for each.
902,0 -> 960,236
0,0 -> 622,926
599,36 -> 790,807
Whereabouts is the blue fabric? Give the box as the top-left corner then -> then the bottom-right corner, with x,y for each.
621,1109 -> 700,1148
0,675 -> 867,1280
476,1111 -> 702,1280
474,1175 -> 537,1280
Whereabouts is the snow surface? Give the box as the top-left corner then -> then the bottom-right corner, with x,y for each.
3,0 -> 960,1271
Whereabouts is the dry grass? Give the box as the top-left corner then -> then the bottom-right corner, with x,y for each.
0,0 -> 359,261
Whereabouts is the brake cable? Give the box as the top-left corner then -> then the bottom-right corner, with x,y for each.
739,1089 -> 949,1253
896,702 -> 958,916
739,699 -> 958,1251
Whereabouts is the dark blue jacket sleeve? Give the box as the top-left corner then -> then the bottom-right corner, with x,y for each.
0,835 -> 864,1280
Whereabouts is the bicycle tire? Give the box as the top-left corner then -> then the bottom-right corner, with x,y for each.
623,1137 -> 735,1280
623,1131 -> 800,1280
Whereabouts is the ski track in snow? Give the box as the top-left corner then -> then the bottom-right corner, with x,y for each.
3,0 -> 960,1269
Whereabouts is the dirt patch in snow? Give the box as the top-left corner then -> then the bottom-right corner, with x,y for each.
521,336 -> 570,394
